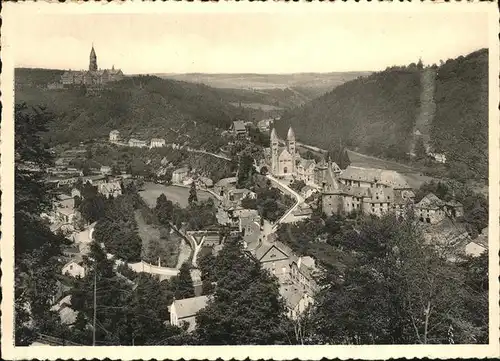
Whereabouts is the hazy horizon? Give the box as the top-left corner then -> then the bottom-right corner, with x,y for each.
10,10 -> 489,74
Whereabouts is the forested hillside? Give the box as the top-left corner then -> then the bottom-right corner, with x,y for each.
277,49 -> 488,181
15,71 -> 247,147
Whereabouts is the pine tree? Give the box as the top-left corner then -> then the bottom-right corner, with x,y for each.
188,182 -> 198,206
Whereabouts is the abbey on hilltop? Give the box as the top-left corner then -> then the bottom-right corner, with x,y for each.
60,45 -> 124,86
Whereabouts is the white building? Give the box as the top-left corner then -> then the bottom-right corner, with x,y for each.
109,130 -> 120,143
172,167 -> 189,184
62,260 -> 86,278
128,138 -> 148,148
150,138 -> 166,148
100,165 -> 112,175
97,181 -> 122,198
169,295 -> 209,332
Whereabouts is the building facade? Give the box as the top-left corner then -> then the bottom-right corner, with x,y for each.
270,127 -> 296,177
109,130 -> 120,143
61,46 -> 124,87
128,139 -> 148,148
169,295 -> 209,332
150,138 -> 166,148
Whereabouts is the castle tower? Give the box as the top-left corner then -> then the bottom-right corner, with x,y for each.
89,45 -> 98,71
270,128 -> 279,175
287,127 -> 296,174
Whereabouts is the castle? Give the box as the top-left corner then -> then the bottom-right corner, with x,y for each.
60,45 -> 124,87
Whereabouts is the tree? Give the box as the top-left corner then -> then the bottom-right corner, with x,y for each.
168,262 -> 194,299
155,194 -> 174,225
15,103 -> 65,345
69,242 -> 183,346
195,237 -> 290,344
309,213 -> 488,344
188,182 -> 198,206
236,153 -> 255,188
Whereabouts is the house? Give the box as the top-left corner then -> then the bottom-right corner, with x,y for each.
53,195 -> 77,224
196,177 -> 214,188
444,199 -> 464,218
150,138 -> 166,148
97,181 -> 122,198
50,295 -> 79,326
182,177 -> 194,186
252,241 -> 296,283
71,188 -> 81,198
169,295 -> 209,332
322,164 -> 416,218
241,220 -> 262,251
290,256 -> 319,296
301,185 -> 317,200
296,159 -> 317,185
171,167 -> 189,184
100,165 -> 112,175
82,174 -> 107,186
62,259 -> 86,278
280,284 -> 314,320
465,227 -> 488,257
229,120 -> 248,137
429,152 -> 447,163
128,138 -> 148,148
338,166 -> 411,190
465,241 -> 487,257
109,130 -> 120,143
414,193 -> 447,224
257,118 -> 274,132
214,177 -> 237,198
291,203 -> 313,220
224,188 -> 256,207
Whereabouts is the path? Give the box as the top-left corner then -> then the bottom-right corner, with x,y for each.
265,174 -> 304,232
184,146 -> 232,161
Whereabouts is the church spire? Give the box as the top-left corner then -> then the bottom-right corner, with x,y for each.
89,43 -> 98,71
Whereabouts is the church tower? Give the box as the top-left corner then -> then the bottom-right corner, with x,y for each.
287,127 -> 296,174
270,128 -> 279,175
89,45 -> 98,71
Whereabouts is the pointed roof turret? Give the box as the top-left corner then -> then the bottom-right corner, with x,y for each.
270,128 -> 278,141
287,127 -> 295,140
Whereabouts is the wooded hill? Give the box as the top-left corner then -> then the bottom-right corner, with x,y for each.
15,70 -> 248,148
277,49 -> 488,181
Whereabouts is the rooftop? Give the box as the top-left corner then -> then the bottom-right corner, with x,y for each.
416,193 -> 446,210
340,166 -> 411,189
173,167 -> 190,174
231,120 -> 247,132
171,295 -> 209,319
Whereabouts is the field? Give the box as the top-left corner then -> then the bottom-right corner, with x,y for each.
139,182 -> 215,208
135,209 -> 182,268
157,72 -> 372,91
229,102 -> 284,111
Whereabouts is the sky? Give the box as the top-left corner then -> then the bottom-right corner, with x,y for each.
11,10 -> 490,74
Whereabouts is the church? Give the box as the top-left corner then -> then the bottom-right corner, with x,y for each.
61,45 -> 124,87
269,127 -> 341,187
270,127 -> 297,177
